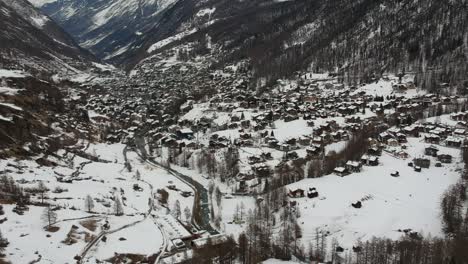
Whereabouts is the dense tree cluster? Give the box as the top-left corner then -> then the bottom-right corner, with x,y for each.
171,145 -> 240,183
160,0 -> 467,92
0,175 -> 29,204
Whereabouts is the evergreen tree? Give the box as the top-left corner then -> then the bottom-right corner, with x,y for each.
238,232 -> 248,264
0,230 -> 9,253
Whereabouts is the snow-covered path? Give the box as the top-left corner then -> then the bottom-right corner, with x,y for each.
78,147 -> 157,263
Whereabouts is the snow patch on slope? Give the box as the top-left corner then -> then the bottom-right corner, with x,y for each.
0,87 -> 23,95
196,7 -> 215,17
28,0 -> 57,8
0,69 -> 27,78
3,0 -> 50,28
147,28 -> 198,53
30,14 -> 48,27
91,0 -> 175,29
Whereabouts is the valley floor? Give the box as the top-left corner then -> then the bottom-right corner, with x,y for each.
0,143 -> 196,263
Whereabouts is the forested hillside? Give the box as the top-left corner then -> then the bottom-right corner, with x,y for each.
0,0 -> 95,73
132,0 -> 468,92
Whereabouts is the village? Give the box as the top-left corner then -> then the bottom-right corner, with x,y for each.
82,61 -> 468,194
62,62 -> 468,261
1,58 -> 468,263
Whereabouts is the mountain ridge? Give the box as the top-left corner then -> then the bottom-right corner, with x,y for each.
32,0 -> 468,91
0,0 -> 97,74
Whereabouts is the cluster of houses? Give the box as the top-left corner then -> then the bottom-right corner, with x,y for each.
334,112 -> 468,177
332,144 -> 381,177
413,145 -> 453,169
80,54 -> 468,198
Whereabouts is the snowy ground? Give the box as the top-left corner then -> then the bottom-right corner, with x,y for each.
424,113 -> 460,127
1,143 -> 195,263
286,137 -> 462,249
351,76 -> 426,98
1,205 -> 91,263
263,259 -> 305,264
92,217 -> 163,260
218,195 -> 256,237
1,70 -> 465,263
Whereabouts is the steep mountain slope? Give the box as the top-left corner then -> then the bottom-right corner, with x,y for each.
36,0 -> 467,91
0,0 -> 95,74
34,0 -> 181,62
129,0 -> 467,91
0,69 -> 95,158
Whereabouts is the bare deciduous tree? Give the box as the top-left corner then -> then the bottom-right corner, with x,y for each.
114,196 -> 124,216
84,195 -> 94,213
37,182 -> 48,204
172,200 -> 181,219
184,206 -> 191,222
42,205 -> 57,228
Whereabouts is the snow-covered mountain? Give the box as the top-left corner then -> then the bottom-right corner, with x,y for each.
128,0 -> 468,91
0,0 -> 95,73
35,0 -> 467,92
33,0 -> 182,63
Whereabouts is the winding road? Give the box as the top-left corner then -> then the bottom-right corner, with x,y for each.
134,133 -> 218,235
75,135 -> 218,263
146,157 -> 218,235
77,146 -> 155,263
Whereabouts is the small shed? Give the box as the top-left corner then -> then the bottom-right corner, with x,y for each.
334,167 -> 349,177
413,158 -> 431,169
425,146 -> 439,157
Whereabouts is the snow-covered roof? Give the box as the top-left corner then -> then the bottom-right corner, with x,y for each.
192,234 -> 227,248
179,128 -> 193,134
334,167 -> 346,173
346,161 -> 360,167
446,136 -> 462,143
157,214 -> 192,240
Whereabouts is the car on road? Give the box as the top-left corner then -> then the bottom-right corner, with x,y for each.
181,191 -> 192,197
173,238 -> 186,250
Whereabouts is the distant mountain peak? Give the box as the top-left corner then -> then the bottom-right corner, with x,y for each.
36,0 -> 181,63
0,0 -> 97,74
28,0 -> 57,8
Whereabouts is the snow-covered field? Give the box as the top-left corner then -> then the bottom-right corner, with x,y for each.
219,195 -> 256,237
351,76 -> 426,98
92,217 -> 163,260
1,143 -> 195,263
1,205 -> 91,263
1,67 -> 466,263
287,137 -> 462,248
